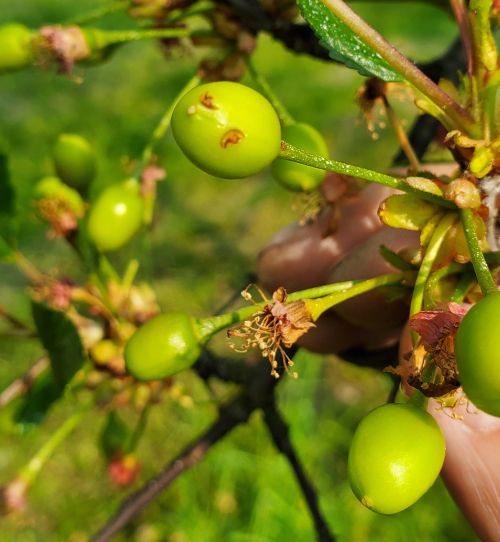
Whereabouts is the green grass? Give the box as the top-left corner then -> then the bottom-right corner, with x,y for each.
0,2 -> 479,541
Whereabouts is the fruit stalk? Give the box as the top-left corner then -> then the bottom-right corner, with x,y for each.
460,208 -> 497,295
196,273 -> 405,341
246,57 -> 295,127
279,143 -> 455,208
321,0 -> 479,137
410,212 -> 457,319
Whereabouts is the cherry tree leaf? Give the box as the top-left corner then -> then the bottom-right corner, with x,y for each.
298,0 -> 403,82
0,152 -> 16,258
31,301 -> 86,391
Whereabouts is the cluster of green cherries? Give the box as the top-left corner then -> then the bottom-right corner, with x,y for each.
39,80 -> 500,517
36,133 -> 145,252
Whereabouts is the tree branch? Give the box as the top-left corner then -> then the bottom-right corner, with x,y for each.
91,393 -> 254,542
263,401 -> 335,542
0,356 -> 49,408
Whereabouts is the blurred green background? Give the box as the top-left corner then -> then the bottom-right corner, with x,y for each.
0,1 -> 479,541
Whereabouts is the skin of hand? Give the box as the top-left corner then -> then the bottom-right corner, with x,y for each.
257,178 -> 418,352
257,175 -> 500,539
399,325 -> 500,542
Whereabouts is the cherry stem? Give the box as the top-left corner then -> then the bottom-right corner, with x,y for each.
449,0 -> 474,76
135,74 -> 201,178
321,0 -> 478,137
279,142 -> 455,209
12,251 -> 46,285
18,408 -> 87,485
382,96 -> 420,171
195,273 -> 405,342
460,208 -> 497,295
410,213 -> 457,340
304,273 -> 405,321
96,27 -> 191,48
68,0 -> 129,26
246,57 -> 295,127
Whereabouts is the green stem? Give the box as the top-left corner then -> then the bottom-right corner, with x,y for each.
460,208 -> 497,295
246,58 -> 295,127
279,142 -> 455,208
424,261 -> 464,308
167,0 -> 216,24
196,273 -> 405,342
135,74 -> 201,177
134,74 -> 200,230
91,27 -> 190,49
68,0 -> 129,25
304,273 -> 404,320
383,97 -> 420,171
127,404 -> 151,453
321,0 -> 478,137
410,213 -> 457,319
13,251 -> 46,285
19,408 -> 87,485
450,271 -> 476,303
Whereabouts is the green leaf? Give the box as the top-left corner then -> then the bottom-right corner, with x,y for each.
298,0 -> 403,82
15,371 -> 61,428
0,234 -> 12,260
379,244 -> 416,271
99,411 -> 132,458
0,152 -> 17,252
378,194 -> 439,231
31,301 -> 86,391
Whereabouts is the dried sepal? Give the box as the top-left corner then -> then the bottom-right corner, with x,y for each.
387,304 -> 468,399
227,286 -> 315,378
35,25 -> 91,73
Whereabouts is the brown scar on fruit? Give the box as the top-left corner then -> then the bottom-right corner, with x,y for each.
221,129 -> 245,148
199,91 -> 217,109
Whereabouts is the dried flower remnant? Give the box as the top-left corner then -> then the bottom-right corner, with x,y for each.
37,25 -> 90,73
227,286 -> 315,378
388,303 -> 468,400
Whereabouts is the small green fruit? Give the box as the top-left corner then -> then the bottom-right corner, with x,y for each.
125,313 -> 201,381
35,176 -> 85,215
271,122 -> 328,192
171,81 -> 281,179
87,180 -> 144,252
348,403 -> 445,514
455,292 -> 500,417
52,133 -> 97,191
0,23 -> 33,73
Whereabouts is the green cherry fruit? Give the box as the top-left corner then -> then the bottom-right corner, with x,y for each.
124,313 -> 201,381
52,133 -> 97,191
455,292 -> 500,417
87,180 -> 144,252
35,176 -> 85,215
171,81 -> 281,179
348,403 -> 445,515
0,23 -> 33,73
271,122 -> 329,192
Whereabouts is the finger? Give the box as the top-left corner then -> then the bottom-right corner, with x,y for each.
328,226 -> 419,329
428,399 -> 500,542
257,182 -> 397,293
297,310 -> 403,356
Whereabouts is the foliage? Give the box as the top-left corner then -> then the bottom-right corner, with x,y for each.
1,0 -> 498,541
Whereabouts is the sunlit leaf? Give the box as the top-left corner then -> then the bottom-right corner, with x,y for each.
298,0 -> 403,81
